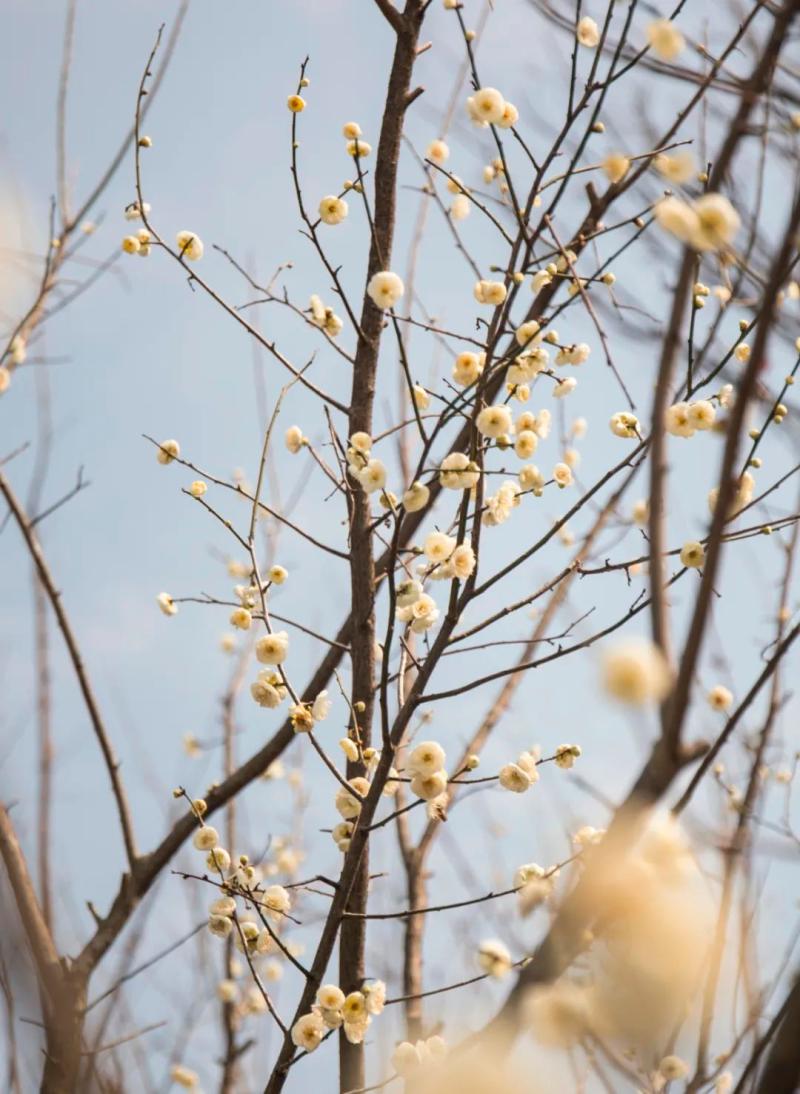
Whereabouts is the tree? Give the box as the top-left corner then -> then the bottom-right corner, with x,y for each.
2,0 -> 800,1091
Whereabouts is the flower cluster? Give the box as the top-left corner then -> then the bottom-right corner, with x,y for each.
331,768 -> 400,852
421,531 -> 476,581
347,432 -> 388,496
664,399 -> 716,437
121,228 -> 152,257
473,278 -> 508,306
134,13 -> 790,1085
610,411 -> 640,439
655,193 -> 740,252
291,978 -> 386,1052
343,120 -> 372,158
499,749 -> 540,793
406,740 -> 448,804
308,293 -> 343,337
484,479 -> 522,526
554,743 -> 582,769
439,451 -> 481,490
395,580 -> 440,634
391,1035 -> 448,1078
289,690 -> 331,733
187,800 -> 297,987
466,87 -> 518,129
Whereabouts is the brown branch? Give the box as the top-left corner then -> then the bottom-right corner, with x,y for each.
0,470 -> 138,870
373,0 -> 405,33
395,483 -> 629,1037
672,620 -> 800,817
467,38 -> 800,1038
0,807 -> 62,1000
662,184 -> 800,756
0,951 -> 21,1094
220,649 -> 249,1094
338,4 -> 426,1088
2,0 -> 189,369
0,806 -> 87,1092
27,369 -> 55,934
750,973 -> 800,1094
647,250 -> 692,672
55,0 -> 77,225
690,513 -> 799,1089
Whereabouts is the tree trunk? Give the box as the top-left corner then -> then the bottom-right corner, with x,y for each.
41,974 -> 86,1094
402,856 -> 427,1041
337,3 -> 425,1091
754,975 -> 800,1094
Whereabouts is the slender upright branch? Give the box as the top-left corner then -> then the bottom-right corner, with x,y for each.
0,471 -> 138,870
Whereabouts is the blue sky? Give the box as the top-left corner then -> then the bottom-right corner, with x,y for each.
1,1 -> 799,1089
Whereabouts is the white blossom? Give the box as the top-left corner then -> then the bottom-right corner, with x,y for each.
367,271 -> 404,309
255,631 -> 289,665
291,1012 -> 326,1052
175,230 -> 203,260
407,740 -> 446,778
318,195 -> 348,225
601,638 -> 671,705
467,87 -> 505,126
576,16 -> 600,47
477,938 -> 512,977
